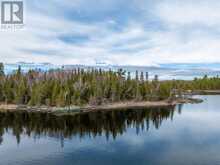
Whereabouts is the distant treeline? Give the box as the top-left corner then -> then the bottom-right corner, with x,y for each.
0,63 -> 220,107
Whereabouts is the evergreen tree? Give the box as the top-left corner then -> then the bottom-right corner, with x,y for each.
0,63 -> 4,77
0,67 -> 219,107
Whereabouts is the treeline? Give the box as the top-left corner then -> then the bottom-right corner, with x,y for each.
0,63 -> 220,107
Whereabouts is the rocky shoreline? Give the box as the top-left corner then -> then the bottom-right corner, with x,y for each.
193,90 -> 220,95
0,97 -> 203,115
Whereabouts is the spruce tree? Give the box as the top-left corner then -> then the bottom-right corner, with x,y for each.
0,63 -> 4,77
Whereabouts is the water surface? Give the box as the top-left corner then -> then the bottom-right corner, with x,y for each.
0,95 -> 220,165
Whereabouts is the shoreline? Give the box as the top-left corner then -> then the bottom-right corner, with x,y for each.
0,97 -> 203,114
193,90 -> 220,95
80,97 -> 202,112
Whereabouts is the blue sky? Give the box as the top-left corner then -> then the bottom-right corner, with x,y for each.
1,0 -> 220,65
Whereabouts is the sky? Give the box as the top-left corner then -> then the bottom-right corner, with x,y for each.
1,0 -> 220,66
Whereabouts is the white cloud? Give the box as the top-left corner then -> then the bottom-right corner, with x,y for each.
1,0 -> 220,65
155,0 -> 220,27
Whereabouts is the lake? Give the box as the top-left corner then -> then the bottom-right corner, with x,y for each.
0,95 -> 220,165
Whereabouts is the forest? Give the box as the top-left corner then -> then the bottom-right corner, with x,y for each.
0,62 -> 220,107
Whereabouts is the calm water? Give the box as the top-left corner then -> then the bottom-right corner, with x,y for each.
0,95 -> 220,165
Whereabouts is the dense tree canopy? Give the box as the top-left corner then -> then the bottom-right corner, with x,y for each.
0,64 -> 220,107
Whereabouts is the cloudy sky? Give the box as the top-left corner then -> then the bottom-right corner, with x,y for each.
1,0 -> 220,65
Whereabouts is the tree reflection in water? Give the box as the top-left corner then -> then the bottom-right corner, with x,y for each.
0,106 -> 182,146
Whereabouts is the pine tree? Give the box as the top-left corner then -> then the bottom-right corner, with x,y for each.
0,63 -> 4,77
1,67 -> 220,107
